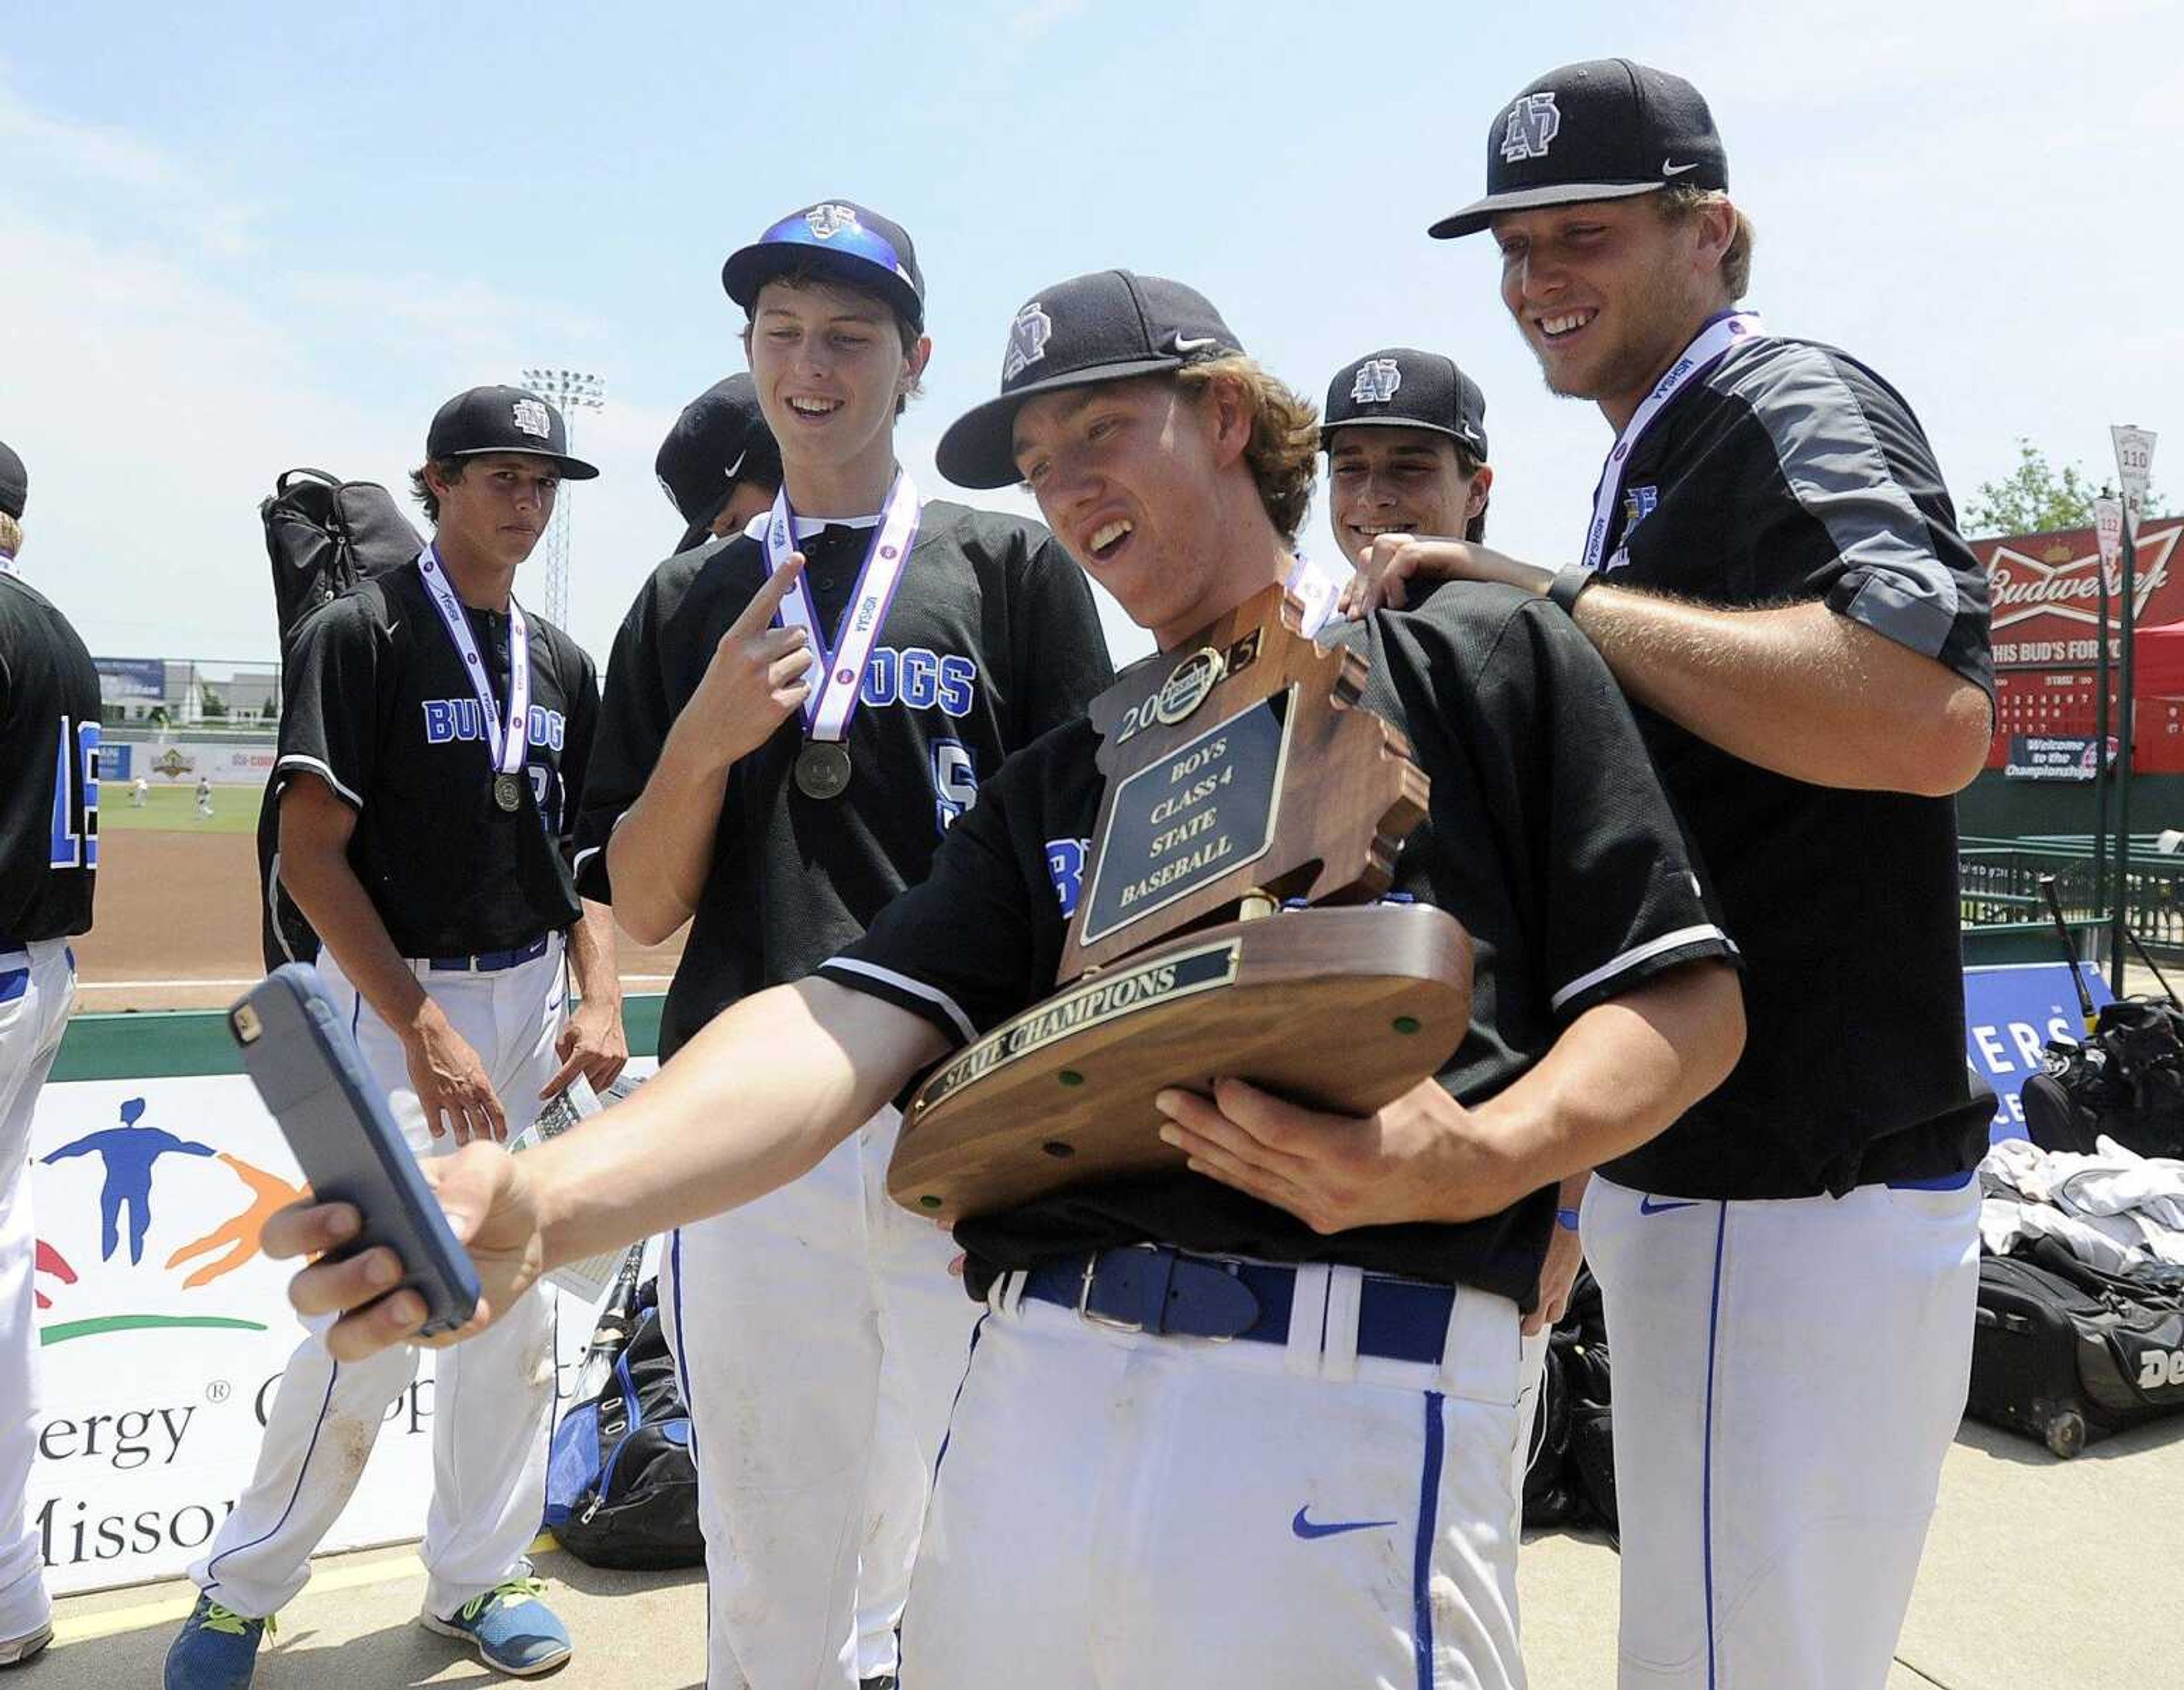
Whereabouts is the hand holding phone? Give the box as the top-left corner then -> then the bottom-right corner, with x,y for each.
230,965 -> 482,1336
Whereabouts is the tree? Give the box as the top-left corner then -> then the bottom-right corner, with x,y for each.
200,681 -> 227,720
1966,437 -> 2166,538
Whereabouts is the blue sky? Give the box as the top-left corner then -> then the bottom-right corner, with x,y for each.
3,0 -> 2177,672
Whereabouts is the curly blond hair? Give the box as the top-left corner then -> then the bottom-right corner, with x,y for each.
1175,356 -> 1321,543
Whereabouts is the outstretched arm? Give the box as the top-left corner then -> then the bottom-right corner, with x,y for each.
268,976 -> 948,1360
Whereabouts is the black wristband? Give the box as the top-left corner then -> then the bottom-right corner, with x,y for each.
1547,562 -> 1596,615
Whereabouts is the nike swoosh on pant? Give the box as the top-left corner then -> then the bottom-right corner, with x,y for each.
1639,1196 -> 1702,1214
1292,1507 -> 1399,1540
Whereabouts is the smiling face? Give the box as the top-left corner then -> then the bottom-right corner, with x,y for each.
429,453 -> 557,571
1012,374 -> 1273,650
744,277 -> 928,497
1325,426 -> 1489,565
1491,196 -> 1735,429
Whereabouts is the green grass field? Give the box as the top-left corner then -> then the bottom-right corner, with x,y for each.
100,782 -> 259,834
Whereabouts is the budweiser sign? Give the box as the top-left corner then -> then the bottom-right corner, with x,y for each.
1976,520 -> 2184,668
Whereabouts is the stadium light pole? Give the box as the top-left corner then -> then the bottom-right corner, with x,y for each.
518,367 -> 605,630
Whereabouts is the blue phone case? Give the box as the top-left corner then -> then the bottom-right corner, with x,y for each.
229,964 -> 482,1336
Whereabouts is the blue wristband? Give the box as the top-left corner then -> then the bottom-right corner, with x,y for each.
1555,1207 -> 1581,1232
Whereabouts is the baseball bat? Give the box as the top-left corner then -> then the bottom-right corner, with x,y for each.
2040,875 -> 2099,1034
2121,922 -> 2184,1010
571,1242 -> 649,1403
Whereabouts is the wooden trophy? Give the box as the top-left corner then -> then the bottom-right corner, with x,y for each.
886,583 -> 1472,1222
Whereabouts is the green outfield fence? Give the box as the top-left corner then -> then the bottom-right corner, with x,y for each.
53,994 -> 666,1082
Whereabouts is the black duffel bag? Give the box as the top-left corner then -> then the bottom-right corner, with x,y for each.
1966,1236 -> 2184,1458
2022,998 -> 2184,1160
543,1279 -> 704,1569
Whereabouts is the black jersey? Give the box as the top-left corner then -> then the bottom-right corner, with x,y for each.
577,499 -> 1114,1061
0,572 -> 101,942
821,584 -> 1735,1303
274,558 -> 599,957
1587,333 -> 1995,1203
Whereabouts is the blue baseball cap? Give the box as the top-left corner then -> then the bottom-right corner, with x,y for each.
722,200 -> 925,332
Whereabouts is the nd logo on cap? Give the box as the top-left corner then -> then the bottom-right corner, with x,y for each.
511,398 -> 552,439
1004,301 -> 1053,382
1350,358 -> 1402,404
1500,91 -> 1560,162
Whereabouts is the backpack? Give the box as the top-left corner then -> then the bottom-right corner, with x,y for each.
2021,997 -> 2184,1161
544,1280 -> 705,1569
1965,1237 -> 2184,1458
255,470 -> 424,969
1521,1266 -> 1619,1538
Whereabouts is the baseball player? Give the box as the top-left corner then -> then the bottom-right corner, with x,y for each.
575,201 -> 1112,1690
131,775 -> 150,808
193,775 -> 213,821
0,438 -> 100,1673
656,373 -> 783,556
275,269 -> 1745,1689
166,387 -> 627,1688
1320,60 -> 1995,1688
1320,349 -> 1582,1340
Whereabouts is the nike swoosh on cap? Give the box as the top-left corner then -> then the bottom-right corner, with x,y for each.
1166,332 -> 1222,355
723,448 -> 748,482
1292,1506 -> 1399,1540
1662,159 -> 1703,176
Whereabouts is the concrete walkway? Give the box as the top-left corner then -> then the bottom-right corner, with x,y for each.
26,1415 -> 2182,1688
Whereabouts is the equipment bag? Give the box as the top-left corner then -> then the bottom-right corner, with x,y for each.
2024,998 -> 2184,1161
254,469 -> 424,969
1964,1237 -> 2184,1458
1521,1266 -> 1618,1536
544,1282 -> 704,1569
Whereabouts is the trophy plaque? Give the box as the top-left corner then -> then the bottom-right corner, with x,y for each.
887,584 -> 1473,1223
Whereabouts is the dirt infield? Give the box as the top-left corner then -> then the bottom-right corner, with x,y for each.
73,827 -> 684,1012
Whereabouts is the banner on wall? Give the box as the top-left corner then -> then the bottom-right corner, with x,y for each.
129,742 -> 279,786
1963,962 -> 2114,1142
27,1065 -> 654,1597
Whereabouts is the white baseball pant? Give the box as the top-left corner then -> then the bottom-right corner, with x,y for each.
1582,1170 -> 1980,1689
0,940 -> 74,1643
900,1258 -> 1534,1689
660,1105 -> 978,1688
190,941 -> 565,1620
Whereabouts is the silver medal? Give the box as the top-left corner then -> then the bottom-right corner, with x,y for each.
794,742 -> 853,800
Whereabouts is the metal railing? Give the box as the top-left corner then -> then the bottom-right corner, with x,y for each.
1959,834 -> 2184,962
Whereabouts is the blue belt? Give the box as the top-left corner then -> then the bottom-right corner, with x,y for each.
1885,1170 -> 1976,1192
0,940 -> 69,1003
427,936 -> 549,973
1019,1245 -> 1453,1365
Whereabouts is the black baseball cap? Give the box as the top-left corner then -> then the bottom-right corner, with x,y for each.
1429,59 -> 1728,240
722,200 -> 925,333
655,375 -> 782,528
426,385 -> 600,480
1322,349 -> 1488,460
0,439 -> 24,519
936,270 -> 1242,490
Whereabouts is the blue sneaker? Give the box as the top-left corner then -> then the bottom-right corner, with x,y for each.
164,1597 -> 273,1689
421,1577 -> 570,1677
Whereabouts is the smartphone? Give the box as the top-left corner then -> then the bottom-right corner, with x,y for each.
229,964 -> 482,1336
